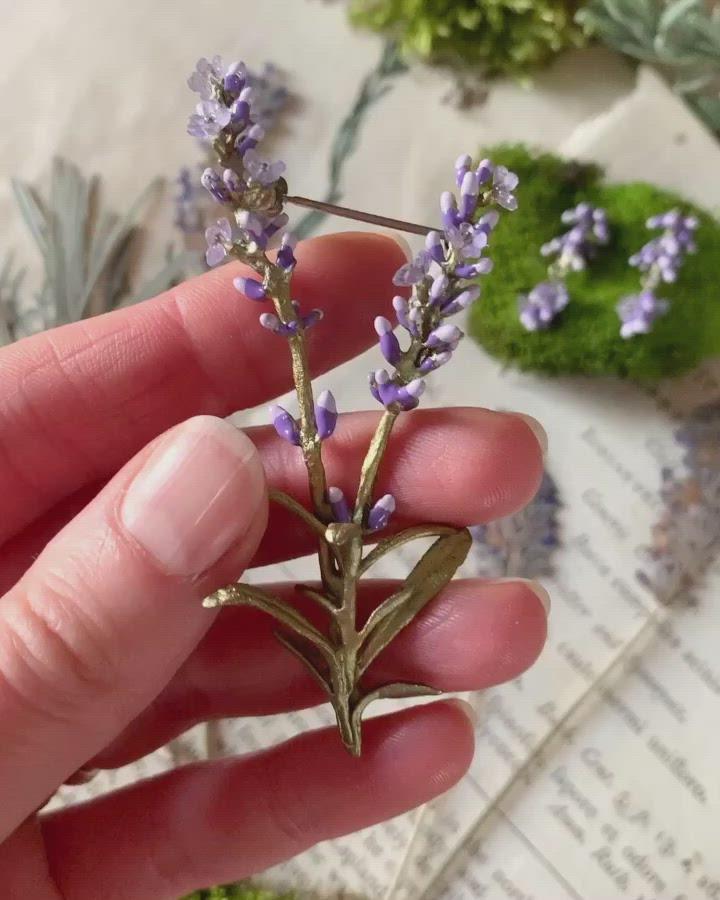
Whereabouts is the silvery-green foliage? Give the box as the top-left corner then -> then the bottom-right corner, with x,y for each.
0,253 -> 27,346
469,472 -> 561,578
638,404 -> 720,604
578,0 -> 720,133
10,158 -> 162,332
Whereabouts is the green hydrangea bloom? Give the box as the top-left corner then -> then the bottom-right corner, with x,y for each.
350,0 -> 587,78
182,883 -> 294,900
468,145 -> 720,380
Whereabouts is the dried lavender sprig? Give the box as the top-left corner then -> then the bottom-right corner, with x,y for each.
638,404 -> 720,605
617,208 -> 698,339
519,202 -> 608,332
469,472 -> 561,579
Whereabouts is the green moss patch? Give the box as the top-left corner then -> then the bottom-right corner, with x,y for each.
469,145 -> 720,380
349,0 -> 586,78
183,884 -> 294,900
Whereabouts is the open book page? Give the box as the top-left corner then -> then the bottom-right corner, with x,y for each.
389,68 -> 720,900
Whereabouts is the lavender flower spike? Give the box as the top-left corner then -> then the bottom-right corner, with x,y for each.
519,281 -> 569,332
618,207 -> 697,338
367,494 -> 396,532
328,486 -> 351,524
315,390 -> 338,440
270,405 -> 301,446
617,290 -> 669,339
372,155 -> 518,411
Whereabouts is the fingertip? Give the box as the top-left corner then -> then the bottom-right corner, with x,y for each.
365,701 -> 475,800
386,579 -> 548,691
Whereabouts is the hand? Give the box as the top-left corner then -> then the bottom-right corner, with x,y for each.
0,233 -> 548,899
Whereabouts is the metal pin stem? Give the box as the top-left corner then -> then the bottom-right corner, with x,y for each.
285,195 -> 435,237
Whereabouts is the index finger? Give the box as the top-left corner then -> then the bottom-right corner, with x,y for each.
0,232 -> 407,544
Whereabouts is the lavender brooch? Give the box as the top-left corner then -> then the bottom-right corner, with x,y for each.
186,57 -> 518,755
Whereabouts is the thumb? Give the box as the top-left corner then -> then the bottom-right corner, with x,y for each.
0,416 -> 267,837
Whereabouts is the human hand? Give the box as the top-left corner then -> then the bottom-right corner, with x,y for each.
0,233 -> 548,899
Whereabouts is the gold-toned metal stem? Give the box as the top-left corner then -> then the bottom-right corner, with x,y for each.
286,195 -> 435,237
353,410 -> 399,524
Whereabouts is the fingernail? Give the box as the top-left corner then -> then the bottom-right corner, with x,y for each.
449,698 -> 479,728
491,577 -> 551,616
511,412 -> 548,456
121,416 -> 266,577
379,230 -> 414,263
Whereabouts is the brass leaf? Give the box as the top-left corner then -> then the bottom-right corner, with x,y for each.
350,682 -> 442,740
204,582 -> 334,661
357,528 -> 472,676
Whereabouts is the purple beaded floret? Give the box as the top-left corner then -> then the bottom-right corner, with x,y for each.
519,202 -> 609,332
186,57 -> 519,754
617,209 -> 698,339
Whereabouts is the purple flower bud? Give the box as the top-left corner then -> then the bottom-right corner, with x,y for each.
374,316 -> 402,365
393,295 -> 411,331
201,168 -> 232,203
441,191 -> 459,230
441,286 -> 481,315
233,276 -> 267,301
277,232 -> 297,270
455,258 -> 493,278
270,404 -> 300,445
222,168 -> 244,195
420,350 -> 452,373
407,307 -> 423,337
223,60 -> 246,95
430,274 -> 450,305
476,158 -> 493,185
371,369 -> 400,407
231,87 -> 254,124
479,209 -> 501,232
398,378 -> 426,409
259,312 -> 299,337
455,153 -> 472,187
460,171 -> 480,218
235,210 -> 267,248
425,230 -> 446,264
301,308 -> 323,330
367,494 -> 396,532
315,390 -> 338,440
236,123 -> 266,156
259,312 -> 281,332
263,213 -> 289,247
427,323 -> 463,349
328,486 -> 351,524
